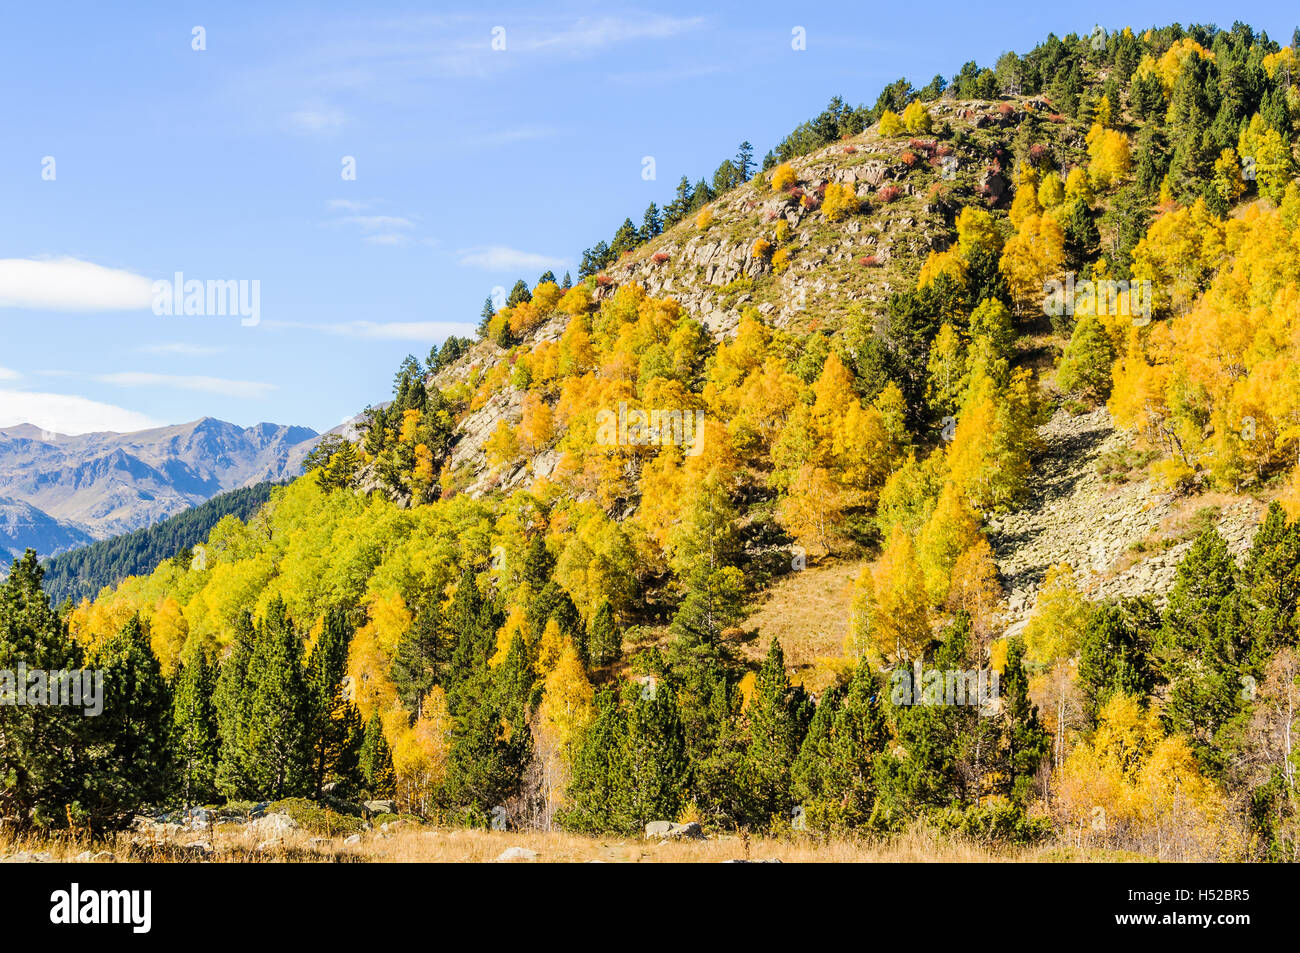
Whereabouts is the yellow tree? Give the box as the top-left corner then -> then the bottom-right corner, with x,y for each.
999,212 -> 1065,315
847,524 -> 931,664
916,482 -> 982,605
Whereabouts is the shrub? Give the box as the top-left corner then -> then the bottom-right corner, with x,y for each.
772,248 -> 791,272
821,182 -> 860,222
844,145 -> 858,155
771,162 -> 797,191
800,193 -> 820,210
900,150 -> 919,168
859,255 -> 881,267
877,184 -> 902,203
751,237 -> 773,259
774,219 -> 791,243
652,252 -> 670,264
695,207 -> 714,229
998,102 -> 1016,117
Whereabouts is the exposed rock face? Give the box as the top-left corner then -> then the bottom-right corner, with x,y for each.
989,407 -> 1264,635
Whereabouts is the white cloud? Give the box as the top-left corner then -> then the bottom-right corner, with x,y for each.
0,390 -> 160,435
337,215 -> 415,230
456,124 -> 558,149
456,245 -> 566,272
288,105 -> 347,134
96,373 -> 276,400
523,15 -> 706,53
0,368 -> 19,381
264,319 -> 475,342
138,343 -> 228,357
0,257 -> 153,311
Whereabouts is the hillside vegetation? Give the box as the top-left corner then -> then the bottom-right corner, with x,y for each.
5,21 -> 1300,862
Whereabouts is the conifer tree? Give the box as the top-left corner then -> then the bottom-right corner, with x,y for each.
171,643 -> 219,806
587,598 -> 622,667
560,688 -> 631,833
0,552 -> 84,827
214,611 -> 256,799
1001,638 -> 1049,805
359,708 -> 396,799
743,640 -> 814,825
242,599 -> 312,799
306,607 -> 363,797
393,600 -> 442,720
83,616 -> 174,830
1077,599 -> 1158,723
625,681 -> 690,826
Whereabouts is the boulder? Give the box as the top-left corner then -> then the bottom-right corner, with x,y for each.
364,800 -> 396,816
251,812 -> 298,834
644,821 -> 704,840
496,846 -> 539,862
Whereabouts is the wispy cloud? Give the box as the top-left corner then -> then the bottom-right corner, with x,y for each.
0,257 -> 153,311
139,343 -> 228,357
325,203 -> 423,247
455,124 -> 559,149
608,63 -> 726,86
519,15 -> 706,54
0,390 -> 160,435
0,368 -> 19,382
264,319 -> 475,342
96,373 -> 276,400
288,105 -> 348,135
456,245 -> 566,272
337,215 -> 415,230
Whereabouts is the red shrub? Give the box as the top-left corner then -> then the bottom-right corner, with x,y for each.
1047,113 -> 1066,123
998,102 -> 1015,116
844,145 -> 858,155
877,184 -> 902,203
800,194 -> 820,210
900,150 -> 919,168
859,255 -> 881,267
935,143 -> 953,157
595,274 -> 613,286
652,252 -> 670,264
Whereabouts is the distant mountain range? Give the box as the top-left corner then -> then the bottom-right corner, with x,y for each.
0,418 -> 320,564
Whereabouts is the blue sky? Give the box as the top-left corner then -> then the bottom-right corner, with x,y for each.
1,1 -> 1295,435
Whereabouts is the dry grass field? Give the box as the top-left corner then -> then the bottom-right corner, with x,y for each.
0,822 -> 1149,864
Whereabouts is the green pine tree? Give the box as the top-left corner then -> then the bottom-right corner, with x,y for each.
359,708 -> 396,799
743,640 -> 814,826
171,643 -> 219,806
242,599 -> 312,799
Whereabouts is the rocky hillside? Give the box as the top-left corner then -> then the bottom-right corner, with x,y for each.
990,407 -> 1265,636
0,418 -> 319,558
418,91 -> 1269,635
431,95 -> 1078,499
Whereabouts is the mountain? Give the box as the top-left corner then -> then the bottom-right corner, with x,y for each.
39,481 -> 279,605
0,496 -> 95,564
0,418 -> 319,559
